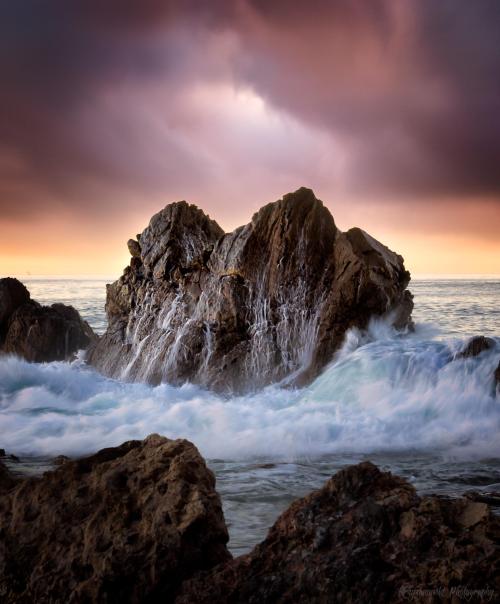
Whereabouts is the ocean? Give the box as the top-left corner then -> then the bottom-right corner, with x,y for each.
1,276 -> 499,555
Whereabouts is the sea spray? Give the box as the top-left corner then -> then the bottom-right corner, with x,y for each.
0,320 -> 498,459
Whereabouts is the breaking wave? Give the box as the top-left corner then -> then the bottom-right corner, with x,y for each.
0,320 -> 499,459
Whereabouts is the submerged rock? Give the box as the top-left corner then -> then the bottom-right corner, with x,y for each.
0,277 -> 96,362
0,435 -> 230,603
177,462 -> 500,604
455,336 -> 499,393
88,188 -> 412,392
457,335 -> 495,359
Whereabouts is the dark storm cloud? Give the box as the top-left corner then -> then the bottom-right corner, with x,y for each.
0,0 -> 499,224
0,0 -> 243,219
231,0 -> 500,198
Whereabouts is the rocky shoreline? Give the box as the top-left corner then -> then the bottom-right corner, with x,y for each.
1,437 -> 499,603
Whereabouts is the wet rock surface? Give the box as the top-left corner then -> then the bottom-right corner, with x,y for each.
455,336 -> 500,393
0,435 -> 230,604
177,462 -> 500,604
457,335 -> 495,359
0,277 -> 96,362
88,188 -> 413,392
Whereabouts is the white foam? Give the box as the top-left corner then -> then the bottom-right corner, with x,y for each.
0,323 -> 499,460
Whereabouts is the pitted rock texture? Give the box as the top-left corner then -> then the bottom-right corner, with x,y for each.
0,277 -> 96,362
88,188 -> 413,392
177,462 -> 500,604
0,435 -> 230,604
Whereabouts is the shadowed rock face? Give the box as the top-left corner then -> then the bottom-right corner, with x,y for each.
177,462 -> 500,604
0,435 -> 230,604
88,188 -> 413,392
0,278 -> 30,330
457,335 -> 495,359
1,450 -> 499,603
0,460 -> 17,493
0,278 -> 96,362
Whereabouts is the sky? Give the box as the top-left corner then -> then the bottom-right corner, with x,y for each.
1,0 -> 499,277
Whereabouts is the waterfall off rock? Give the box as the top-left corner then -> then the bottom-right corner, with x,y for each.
88,188 -> 413,392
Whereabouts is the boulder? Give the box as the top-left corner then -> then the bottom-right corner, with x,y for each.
177,462 -> 500,604
88,188 -> 413,392
0,435 -> 230,604
0,278 -> 30,335
0,460 -> 17,493
457,335 -> 495,359
495,361 -> 500,389
0,278 -> 96,362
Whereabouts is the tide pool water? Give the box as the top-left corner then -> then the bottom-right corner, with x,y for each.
1,277 -> 499,554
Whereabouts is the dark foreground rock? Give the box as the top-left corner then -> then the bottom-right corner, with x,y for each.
88,188 -> 413,392
0,277 -> 96,362
0,435 -> 230,603
0,460 -> 17,493
495,361 -> 500,389
177,462 -> 500,604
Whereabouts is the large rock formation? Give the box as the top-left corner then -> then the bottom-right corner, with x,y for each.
0,277 -> 95,362
88,188 -> 413,392
177,462 -> 500,604
0,435 -> 230,603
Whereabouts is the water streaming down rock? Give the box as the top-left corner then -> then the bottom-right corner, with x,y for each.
88,188 -> 413,392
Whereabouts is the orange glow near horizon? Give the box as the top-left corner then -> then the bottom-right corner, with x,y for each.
1,194 -> 499,279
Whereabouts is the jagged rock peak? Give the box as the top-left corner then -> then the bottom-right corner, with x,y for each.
88,188 -> 413,392
137,201 -> 224,281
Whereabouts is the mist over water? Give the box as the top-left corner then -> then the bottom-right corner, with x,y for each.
0,323 -> 499,459
2,277 -> 500,553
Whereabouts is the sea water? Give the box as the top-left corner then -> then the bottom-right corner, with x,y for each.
1,276 -> 499,555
